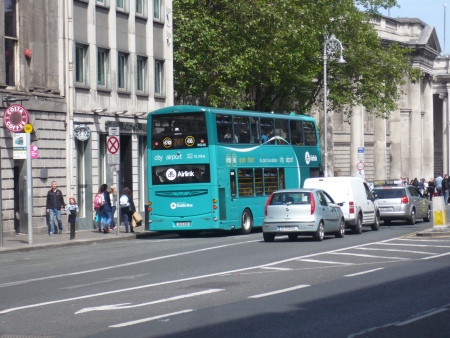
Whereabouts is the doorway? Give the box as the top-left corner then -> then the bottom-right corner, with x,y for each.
120,135 -> 133,191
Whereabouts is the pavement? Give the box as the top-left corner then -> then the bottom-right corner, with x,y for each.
1,204 -> 450,254
0,226 -> 157,254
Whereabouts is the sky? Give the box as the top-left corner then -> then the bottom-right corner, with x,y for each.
380,0 -> 447,54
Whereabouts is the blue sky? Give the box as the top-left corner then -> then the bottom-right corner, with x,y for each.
380,0 -> 446,54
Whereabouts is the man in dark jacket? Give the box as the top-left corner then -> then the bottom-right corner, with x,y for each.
46,181 -> 66,235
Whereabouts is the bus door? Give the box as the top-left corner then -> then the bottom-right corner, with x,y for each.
217,169 -> 240,229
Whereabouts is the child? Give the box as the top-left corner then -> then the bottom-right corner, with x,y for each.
65,197 -> 79,240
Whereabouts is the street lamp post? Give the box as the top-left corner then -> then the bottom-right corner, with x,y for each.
323,34 -> 346,177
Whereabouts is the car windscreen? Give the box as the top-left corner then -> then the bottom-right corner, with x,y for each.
270,192 -> 310,205
373,188 -> 406,198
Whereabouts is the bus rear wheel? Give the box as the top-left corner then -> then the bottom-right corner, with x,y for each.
241,209 -> 253,235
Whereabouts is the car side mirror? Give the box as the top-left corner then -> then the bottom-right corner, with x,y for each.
373,193 -> 378,199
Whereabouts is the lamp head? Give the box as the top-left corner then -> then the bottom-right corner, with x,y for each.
337,55 -> 347,64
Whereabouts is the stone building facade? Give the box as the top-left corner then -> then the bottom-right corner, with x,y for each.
315,16 -> 442,183
0,0 -> 173,236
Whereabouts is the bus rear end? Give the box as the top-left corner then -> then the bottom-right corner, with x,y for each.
147,107 -> 219,233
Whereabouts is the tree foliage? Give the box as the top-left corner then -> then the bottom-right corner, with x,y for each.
173,0 -> 419,118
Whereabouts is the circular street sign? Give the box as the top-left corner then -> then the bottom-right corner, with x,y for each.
3,104 -> 29,133
356,161 -> 365,170
24,123 -> 33,133
107,136 -> 120,154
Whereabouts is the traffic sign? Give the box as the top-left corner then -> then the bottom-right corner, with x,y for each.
356,161 -> 365,170
109,127 -> 120,136
107,136 -> 120,164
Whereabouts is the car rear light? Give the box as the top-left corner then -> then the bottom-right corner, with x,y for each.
310,192 -> 315,215
265,193 -> 274,216
401,196 -> 409,204
349,201 -> 354,214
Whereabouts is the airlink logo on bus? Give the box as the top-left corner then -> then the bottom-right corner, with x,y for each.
305,151 -> 318,165
170,202 -> 193,209
166,168 -> 195,181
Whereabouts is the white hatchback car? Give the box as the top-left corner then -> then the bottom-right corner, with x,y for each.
262,188 -> 345,242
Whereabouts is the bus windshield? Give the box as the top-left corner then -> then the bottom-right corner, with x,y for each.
151,113 -> 208,150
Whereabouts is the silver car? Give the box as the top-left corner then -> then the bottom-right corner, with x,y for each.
262,188 -> 345,242
373,185 -> 432,225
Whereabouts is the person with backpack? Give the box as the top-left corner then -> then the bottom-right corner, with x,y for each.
119,187 -> 135,233
99,184 -> 112,233
94,187 -> 105,232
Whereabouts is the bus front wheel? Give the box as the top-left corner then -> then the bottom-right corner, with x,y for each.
241,209 -> 253,235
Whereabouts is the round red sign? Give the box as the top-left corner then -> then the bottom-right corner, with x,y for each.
3,104 -> 29,133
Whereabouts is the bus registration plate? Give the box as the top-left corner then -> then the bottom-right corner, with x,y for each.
277,226 -> 298,231
176,221 -> 191,226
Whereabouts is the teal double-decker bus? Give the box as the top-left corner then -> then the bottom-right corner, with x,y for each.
147,105 -> 321,234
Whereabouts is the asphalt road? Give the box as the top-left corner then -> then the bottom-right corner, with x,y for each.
0,220 -> 449,338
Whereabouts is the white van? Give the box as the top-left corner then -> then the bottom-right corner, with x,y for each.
303,177 -> 380,233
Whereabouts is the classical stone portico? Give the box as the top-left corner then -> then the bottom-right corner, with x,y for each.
316,16 -> 442,182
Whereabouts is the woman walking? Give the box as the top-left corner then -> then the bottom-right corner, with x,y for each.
119,187 -> 135,233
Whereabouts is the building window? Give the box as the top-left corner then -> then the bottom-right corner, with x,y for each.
136,0 -> 143,15
5,0 -> 17,87
75,44 -> 88,86
136,56 -> 147,93
154,59 -> 164,96
96,0 -> 110,7
97,48 -> 109,88
118,52 -> 129,91
116,0 -> 129,12
153,0 -> 164,22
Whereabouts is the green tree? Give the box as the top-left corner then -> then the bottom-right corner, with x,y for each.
173,0 -> 418,119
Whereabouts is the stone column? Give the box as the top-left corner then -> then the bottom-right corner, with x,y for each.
409,79 -> 422,181
441,93 -> 448,175
373,116 -> 387,179
350,106 -> 364,177
389,108 -> 402,179
422,77 -> 434,179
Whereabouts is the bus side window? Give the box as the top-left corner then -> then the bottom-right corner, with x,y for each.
217,114 -> 232,143
304,121 -> 317,146
261,118 -> 274,144
290,121 -> 303,145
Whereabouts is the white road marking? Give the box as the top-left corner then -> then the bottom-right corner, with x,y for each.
344,268 -> 384,277
249,285 -> 310,298
395,308 -> 448,326
421,251 -> 450,260
260,267 -> 293,271
0,240 -> 260,289
355,247 -> 434,255
75,289 -> 223,314
109,309 -> 193,328
298,259 -> 354,265
332,252 -> 408,260
377,242 -> 450,248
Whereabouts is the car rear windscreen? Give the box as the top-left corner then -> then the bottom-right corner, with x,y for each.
374,189 -> 406,198
270,192 -> 310,204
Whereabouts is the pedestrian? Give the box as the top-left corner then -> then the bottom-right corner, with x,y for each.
65,197 -> 79,240
428,178 -> 435,201
435,173 -> 443,196
443,174 -> 450,205
46,181 -> 66,235
418,178 -> 425,195
119,187 -> 135,233
100,183 -> 112,233
412,178 -> 419,189
109,185 -> 118,230
94,187 -> 105,232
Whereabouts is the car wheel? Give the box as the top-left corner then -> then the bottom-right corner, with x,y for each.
371,212 -> 380,231
407,208 -> 416,225
335,218 -> 345,238
241,208 -> 253,234
352,214 -> 363,234
263,233 -> 275,242
313,221 -> 324,241
424,206 -> 431,222
288,234 -> 298,241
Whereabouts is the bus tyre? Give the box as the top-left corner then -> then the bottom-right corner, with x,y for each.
352,214 -> 363,234
263,233 -> 275,242
241,209 -> 253,235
